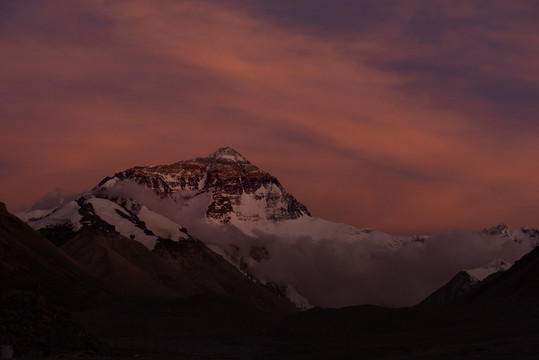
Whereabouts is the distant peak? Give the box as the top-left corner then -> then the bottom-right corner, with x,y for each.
213,146 -> 242,156
482,223 -> 509,237
210,147 -> 247,163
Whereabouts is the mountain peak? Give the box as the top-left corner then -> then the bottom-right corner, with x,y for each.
92,147 -> 310,226
210,147 -> 247,163
482,223 -> 509,237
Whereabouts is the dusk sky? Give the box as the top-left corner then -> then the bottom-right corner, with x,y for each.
1,0 -> 538,235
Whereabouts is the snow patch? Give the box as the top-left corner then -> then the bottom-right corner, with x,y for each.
197,171 -> 208,190
16,208 -> 55,222
100,177 -> 118,189
18,201 -> 82,232
217,154 -> 244,162
137,206 -> 188,241
465,258 -> 511,281
285,285 -> 313,310
228,212 -> 410,249
87,198 -> 158,249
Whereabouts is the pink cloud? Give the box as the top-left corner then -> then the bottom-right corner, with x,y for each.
0,0 -> 538,233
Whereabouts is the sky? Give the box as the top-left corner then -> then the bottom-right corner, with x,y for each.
0,0 -> 538,235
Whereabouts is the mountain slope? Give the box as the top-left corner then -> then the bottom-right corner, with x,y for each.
79,240 -> 539,358
0,202 -> 108,356
17,195 -> 296,313
0,202 -> 103,304
420,258 -> 512,306
420,271 -> 479,306
464,245 -> 539,302
61,227 -> 296,313
272,246 -> 539,359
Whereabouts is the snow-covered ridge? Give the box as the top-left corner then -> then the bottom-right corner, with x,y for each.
465,258 -> 512,281
18,195 -> 190,250
86,197 -> 159,249
481,223 -> 539,246
210,146 -> 247,163
18,200 -> 83,232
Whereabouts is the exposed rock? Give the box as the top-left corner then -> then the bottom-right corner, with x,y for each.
482,223 -> 510,237
96,147 -> 310,224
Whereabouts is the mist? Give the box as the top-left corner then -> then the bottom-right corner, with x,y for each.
249,230 -> 528,307
97,181 -> 532,308
31,188 -> 84,210
185,228 -> 527,308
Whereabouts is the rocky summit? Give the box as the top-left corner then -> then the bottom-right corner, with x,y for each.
96,147 -> 310,225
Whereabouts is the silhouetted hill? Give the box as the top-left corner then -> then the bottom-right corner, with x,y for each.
420,271 -> 479,306
466,246 -> 539,301
0,202 -> 103,305
270,246 -> 539,359
0,202 -> 107,356
61,226 -> 297,314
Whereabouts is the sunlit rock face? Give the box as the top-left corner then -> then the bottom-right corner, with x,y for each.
99,146 -> 310,225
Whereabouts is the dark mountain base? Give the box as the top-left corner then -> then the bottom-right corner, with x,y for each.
0,290 -> 108,358
276,301 -> 539,359
5,195 -> 539,359
58,296 -> 539,360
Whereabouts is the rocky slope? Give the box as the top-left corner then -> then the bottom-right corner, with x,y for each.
96,146 -> 310,226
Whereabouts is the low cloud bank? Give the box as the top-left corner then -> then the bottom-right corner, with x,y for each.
188,219 -> 531,308
98,181 -> 532,308
249,230 -> 527,307
32,188 -> 83,210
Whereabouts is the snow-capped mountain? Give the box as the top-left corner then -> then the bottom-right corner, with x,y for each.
16,147 -> 539,308
91,147 -> 423,247
96,146 -> 309,227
